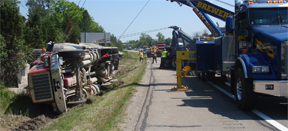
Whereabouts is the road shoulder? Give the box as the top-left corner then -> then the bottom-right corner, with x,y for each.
119,61 -> 151,131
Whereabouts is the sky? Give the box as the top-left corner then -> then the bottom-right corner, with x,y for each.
19,0 -> 234,43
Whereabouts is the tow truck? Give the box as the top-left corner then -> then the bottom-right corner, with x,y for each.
168,0 -> 288,110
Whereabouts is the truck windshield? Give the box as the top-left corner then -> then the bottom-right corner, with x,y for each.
151,41 -> 157,46
249,8 -> 288,26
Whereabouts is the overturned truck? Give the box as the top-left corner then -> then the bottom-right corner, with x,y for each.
28,43 -> 123,113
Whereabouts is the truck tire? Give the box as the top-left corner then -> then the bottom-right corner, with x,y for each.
234,68 -> 256,110
205,72 -> 215,81
163,60 -> 169,68
171,56 -> 176,69
58,50 -> 85,60
100,48 -> 118,55
111,47 -> 118,53
112,53 -> 119,59
200,72 -> 206,81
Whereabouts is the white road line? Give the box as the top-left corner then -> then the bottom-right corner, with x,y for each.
251,109 -> 288,131
207,81 -> 235,100
207,81 -> 288,131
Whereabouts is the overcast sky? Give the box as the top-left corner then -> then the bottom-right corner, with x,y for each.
19,0 -> 234,43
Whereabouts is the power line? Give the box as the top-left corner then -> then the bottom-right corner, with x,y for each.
119,27 -> 169,39
215,0 -> 234,7
118,0 -> 150,40
81,0 -> 87,8
20,1 -> 28,13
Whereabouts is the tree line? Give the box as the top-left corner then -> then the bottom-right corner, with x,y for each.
127,32 -> 172,49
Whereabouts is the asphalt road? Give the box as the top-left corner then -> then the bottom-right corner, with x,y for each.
122,57 -> 288,131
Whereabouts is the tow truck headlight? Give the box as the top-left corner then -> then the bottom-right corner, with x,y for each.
44,56 -> 50,68
252,66 -> 269,73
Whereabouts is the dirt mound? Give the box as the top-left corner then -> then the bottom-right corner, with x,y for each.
14,115 -> 50,131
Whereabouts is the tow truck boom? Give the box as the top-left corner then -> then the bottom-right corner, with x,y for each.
168,0 -> 234,37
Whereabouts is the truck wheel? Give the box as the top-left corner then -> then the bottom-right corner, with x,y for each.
200,72 -> 206,81
234,68 -> 256,110
100,48 -> 111,55
111,47 -> 118,53
197,73 -> 201,79
163,60 -> 169,68
205,72 -> 215,81
112,53 -> 119,59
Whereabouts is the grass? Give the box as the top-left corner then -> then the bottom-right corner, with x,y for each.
0,88 -> 16,115
43,51 -> 147,131
0,88 -> 40,129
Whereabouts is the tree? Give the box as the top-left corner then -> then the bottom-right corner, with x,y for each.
156,32 -> 165,42
90,21 -> 104,32
26,0 -> 55,18
109,34 -> 123,51
52,0 -> 84,42
67,24 -> 81,43
26,13 -> 44,48
164,38 -> 172,46
0,0 -> 29,86
79,10 -> 92,32
138,33 -> 152,48
25,0 -> 58,45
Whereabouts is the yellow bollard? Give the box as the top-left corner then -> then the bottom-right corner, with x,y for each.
171,51 -> 196,91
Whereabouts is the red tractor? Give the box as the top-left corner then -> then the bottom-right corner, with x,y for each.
28,42 -> 123,113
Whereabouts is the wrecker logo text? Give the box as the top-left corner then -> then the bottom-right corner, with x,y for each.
196,1 -> 233,19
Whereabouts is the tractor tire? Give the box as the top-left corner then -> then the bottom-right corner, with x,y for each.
100,47 -> 118,56
58,50 -> 85,60
110,47 -> 119,53
234,68 -> 256,110
112,53 -> 119,59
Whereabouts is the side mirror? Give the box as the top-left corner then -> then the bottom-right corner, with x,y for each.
225,16 -> 233,35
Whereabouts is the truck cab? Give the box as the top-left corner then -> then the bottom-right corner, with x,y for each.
226,0 -> 288,110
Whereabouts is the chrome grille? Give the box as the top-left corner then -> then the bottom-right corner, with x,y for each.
281,42 -> 288,79
31,74 -> 52,100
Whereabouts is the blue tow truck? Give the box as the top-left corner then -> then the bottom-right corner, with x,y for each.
168,0 -> 288,110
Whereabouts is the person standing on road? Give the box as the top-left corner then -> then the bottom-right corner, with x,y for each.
159,48 -> 168,69
152,47 -> 157,64
138,50 -> 144,64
